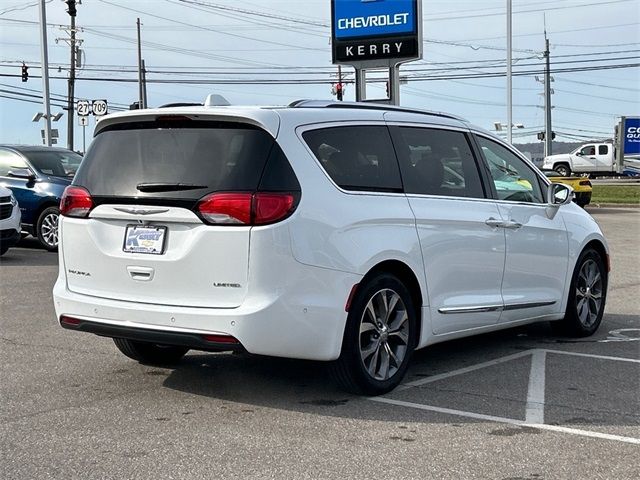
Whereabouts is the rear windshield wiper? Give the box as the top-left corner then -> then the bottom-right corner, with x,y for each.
136,182 -> 208,192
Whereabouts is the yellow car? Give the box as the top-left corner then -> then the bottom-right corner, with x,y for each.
542,170 -> 592,207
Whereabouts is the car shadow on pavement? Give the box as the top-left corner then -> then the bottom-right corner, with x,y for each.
159,317 -> 640,427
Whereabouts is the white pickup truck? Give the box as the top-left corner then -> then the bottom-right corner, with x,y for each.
542,143 -> 617,176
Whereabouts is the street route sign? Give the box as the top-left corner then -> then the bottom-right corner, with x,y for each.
78,116 -> 88,126
92,99 -> 108,116
76,99 -> 90,116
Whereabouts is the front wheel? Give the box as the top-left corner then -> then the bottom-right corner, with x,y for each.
113,338 -> 189,365
552,248 -> 607,337
36,206 -> 60,251
331,273 -> 417,395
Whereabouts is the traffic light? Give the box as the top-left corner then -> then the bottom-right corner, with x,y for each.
21,63 -> 28,82
65,0 -> 77,17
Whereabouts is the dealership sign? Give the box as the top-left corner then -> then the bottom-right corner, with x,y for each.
623,117 -> 640,155
332,0 -> 422,66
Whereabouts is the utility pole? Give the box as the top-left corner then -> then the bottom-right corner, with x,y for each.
65,0 -> 77,151
136,18 -> 145,108
543,35 -> 553,157
38,0 -> 52,146
506,0 -> 512,144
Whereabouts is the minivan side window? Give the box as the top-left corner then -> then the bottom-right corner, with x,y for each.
302,126 -> 402,192
476,136 -> 545,204
0,150 -> 28,177
390,127 -> 485,199
598,145 -> 608,155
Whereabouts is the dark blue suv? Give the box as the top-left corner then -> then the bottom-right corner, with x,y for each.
0,146 -> 82,251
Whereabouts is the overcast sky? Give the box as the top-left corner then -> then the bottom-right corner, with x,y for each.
1,0 -> 639,150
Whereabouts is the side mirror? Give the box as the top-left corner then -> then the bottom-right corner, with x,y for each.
7,168 -> 36,180
575,152 -> 582,156
547,182 -> 573,206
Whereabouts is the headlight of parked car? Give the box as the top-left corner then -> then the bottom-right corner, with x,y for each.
10,194 -> 17,206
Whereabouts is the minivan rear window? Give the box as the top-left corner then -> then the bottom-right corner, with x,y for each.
74,120 -> 279,200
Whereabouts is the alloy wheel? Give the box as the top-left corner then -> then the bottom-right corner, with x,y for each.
575,259 -> 603,328
40,212 -> 59,248
359,288 -> 410,381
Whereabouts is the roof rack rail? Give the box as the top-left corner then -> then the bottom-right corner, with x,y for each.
159,102 -> 202,108
288,99 -> 467,122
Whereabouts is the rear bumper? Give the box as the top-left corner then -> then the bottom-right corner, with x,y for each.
53,266 -> 359,361
60,316 -> 245,352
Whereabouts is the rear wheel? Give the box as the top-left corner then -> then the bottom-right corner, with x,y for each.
113,338 -> 189,365
552,248 -> 607,337
331,273 -> 417,395
36,206 -> 60,251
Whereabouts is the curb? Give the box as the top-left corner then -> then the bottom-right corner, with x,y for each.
586,203 -> 640,209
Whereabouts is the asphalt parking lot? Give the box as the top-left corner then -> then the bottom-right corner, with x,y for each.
1,208 -> 638,480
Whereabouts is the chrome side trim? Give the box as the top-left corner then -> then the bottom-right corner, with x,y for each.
438,300 -> 556,315
438,305 -> 503,314
503,300 -> 556,311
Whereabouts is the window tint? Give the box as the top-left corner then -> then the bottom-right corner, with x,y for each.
0,150 -> 28,176
258,142 -> 300,192
23,150 -> 83,177
598,145 -> 608,155
74,121 -> 280,200
476,136 -> 544,203
302,126 -> 402,192
391,127 -> 484,198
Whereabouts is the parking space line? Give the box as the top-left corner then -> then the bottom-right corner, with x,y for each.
525,350 -> 546,424
396,349 -> 535,391
369,397 -> 640,445
542,349 -> 640,363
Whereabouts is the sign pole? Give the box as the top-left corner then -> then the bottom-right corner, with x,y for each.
82,123 -> 86,154
355,68 -> 366,102
38,0 -> 52,147
506,0 -> 513,144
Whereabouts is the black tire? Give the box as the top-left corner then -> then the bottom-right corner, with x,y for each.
551,248 -> 607,337
554,164 -> 571,177
331,273 -> 417,396
113,338 -> 189,365
36,206 -> 60,251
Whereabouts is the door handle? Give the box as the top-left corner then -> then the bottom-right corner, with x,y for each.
502,220 -> 523,230
127,266 -> 155,281
485,218 -> 503,228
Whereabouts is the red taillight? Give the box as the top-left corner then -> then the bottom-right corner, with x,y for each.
579,180 -> 592,186
60,186 -> 93,218
202,334 -> 239,344
196,192 -> 296,226
253,193 -> 295,225
197,192 -> 252,224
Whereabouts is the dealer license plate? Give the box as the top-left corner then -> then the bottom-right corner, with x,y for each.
123,225 -> 167,255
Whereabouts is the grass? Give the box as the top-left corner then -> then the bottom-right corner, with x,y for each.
591,185 -> 640,204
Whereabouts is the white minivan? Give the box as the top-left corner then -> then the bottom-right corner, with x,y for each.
54,100 -> 609,395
